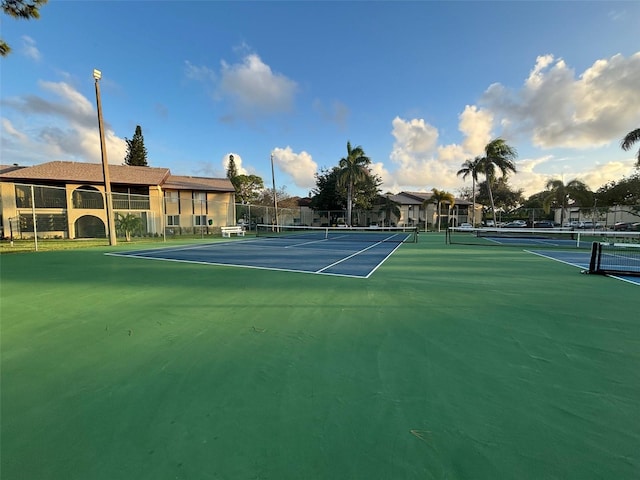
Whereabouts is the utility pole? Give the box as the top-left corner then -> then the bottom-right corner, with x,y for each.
93,69 -> 117,246
271,153 -> 279,229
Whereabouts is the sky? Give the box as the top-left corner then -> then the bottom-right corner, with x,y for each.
1,0 -> 639,200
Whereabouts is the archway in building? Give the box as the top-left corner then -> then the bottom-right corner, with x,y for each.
75,215 -> 106,238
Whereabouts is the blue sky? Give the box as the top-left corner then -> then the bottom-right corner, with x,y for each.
2,0 -> 639,199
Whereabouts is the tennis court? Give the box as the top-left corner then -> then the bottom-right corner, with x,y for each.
447,226 -> 640,249
526,248 -> 640,286
1,233 -> 638,480
107,226 -> 417,278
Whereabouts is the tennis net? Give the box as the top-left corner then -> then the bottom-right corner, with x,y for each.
255,224 -> 418,243
447,226 -> 640,249
587,242 -> 640,276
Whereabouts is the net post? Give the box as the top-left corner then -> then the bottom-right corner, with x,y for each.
588,241 -> 600,274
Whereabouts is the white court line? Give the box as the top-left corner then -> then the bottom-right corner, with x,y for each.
524,249 -> 640,286
524,249 -> 587,270
365,242 -> 404,278
316,241 -> 389,273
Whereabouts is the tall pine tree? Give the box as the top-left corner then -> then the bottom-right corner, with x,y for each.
226,154 -> 238,180
124,125 -> 148,166
226,154 -> 239,191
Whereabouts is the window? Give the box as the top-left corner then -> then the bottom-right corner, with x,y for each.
194,215 -> 207,226
166,215 -> 180,226
164,191 -> 179,202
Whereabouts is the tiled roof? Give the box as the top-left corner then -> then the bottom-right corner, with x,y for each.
0,161 -> 170,185
398,191 -> 471,205
0,161 -> 234,192
163,175 -> 235,192
389,193 -> 423,204
0,164 -> 27,175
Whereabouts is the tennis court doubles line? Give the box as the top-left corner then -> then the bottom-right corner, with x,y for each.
526,249 -> 640,286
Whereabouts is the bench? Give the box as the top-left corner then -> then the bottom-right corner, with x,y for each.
221,226 -> 245,238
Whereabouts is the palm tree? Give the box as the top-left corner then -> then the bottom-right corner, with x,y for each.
457,156 -> 482,226
115,213 -> 143,242
543,178 -> 593,226
621,128 -> 640,167
426,188 -> 455,232
477,138 -> 518,226
338,141 -> 371,226
377,194 -> 401,226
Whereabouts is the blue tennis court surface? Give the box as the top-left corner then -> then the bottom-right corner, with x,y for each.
527,249 -> 640,286
106,236 -> 405,278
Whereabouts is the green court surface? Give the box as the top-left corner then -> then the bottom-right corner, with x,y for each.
1,234 -> 638,479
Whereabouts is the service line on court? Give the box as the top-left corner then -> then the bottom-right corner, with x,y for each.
315,241 -> 387,274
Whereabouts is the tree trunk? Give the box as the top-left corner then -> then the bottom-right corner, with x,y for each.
471,177 -> 476,226
487,178 -> 497,227
347,182 -> 353,226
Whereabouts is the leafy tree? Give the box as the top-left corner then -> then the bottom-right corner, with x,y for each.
477,138 -> 518,224
310,162 -> 381,226
256,185 -> 290,207
1,0 -> 47,56
596,172 -> 640,206
377,194 -> 401,226
520,191 -> 546,210
621,128 -> 640,167
457,156 -> 482,225
338,141 -> 371,226
351,169 -> 382,225
514,190 -> 549,221
124,125 -> 148,166
115,213 -> 142,242
234,174 -> 264,204
310,167 -> 345,211
596,172 -> 640,219
542,178 -> 593,226
477,177 -> 524,213
456,186 -> 474,202
427,188 -> 455,232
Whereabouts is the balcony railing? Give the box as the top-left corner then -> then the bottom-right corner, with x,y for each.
113,194 -> 150,210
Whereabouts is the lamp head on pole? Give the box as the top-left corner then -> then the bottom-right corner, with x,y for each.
93,69 -> 102,81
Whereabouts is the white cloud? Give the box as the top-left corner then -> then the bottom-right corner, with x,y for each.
272,147 -> 317,190
184,60 -> 217,83
378,52 -> 640,200
222,152 -> 248,176
480,52 -> 640,149
21,35 -> 41,61
1,81 -> 126,165
382,117 -> 468,191
218,53 -> 297,120
1,118 -> 28,142
458,105 -> 493,155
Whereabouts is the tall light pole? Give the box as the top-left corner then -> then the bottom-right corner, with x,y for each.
270,153 -> 279,228
93,69 -> 117,246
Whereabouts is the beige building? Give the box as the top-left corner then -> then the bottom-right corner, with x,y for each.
0,161 -> 236,239
388,191 -> 482,229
